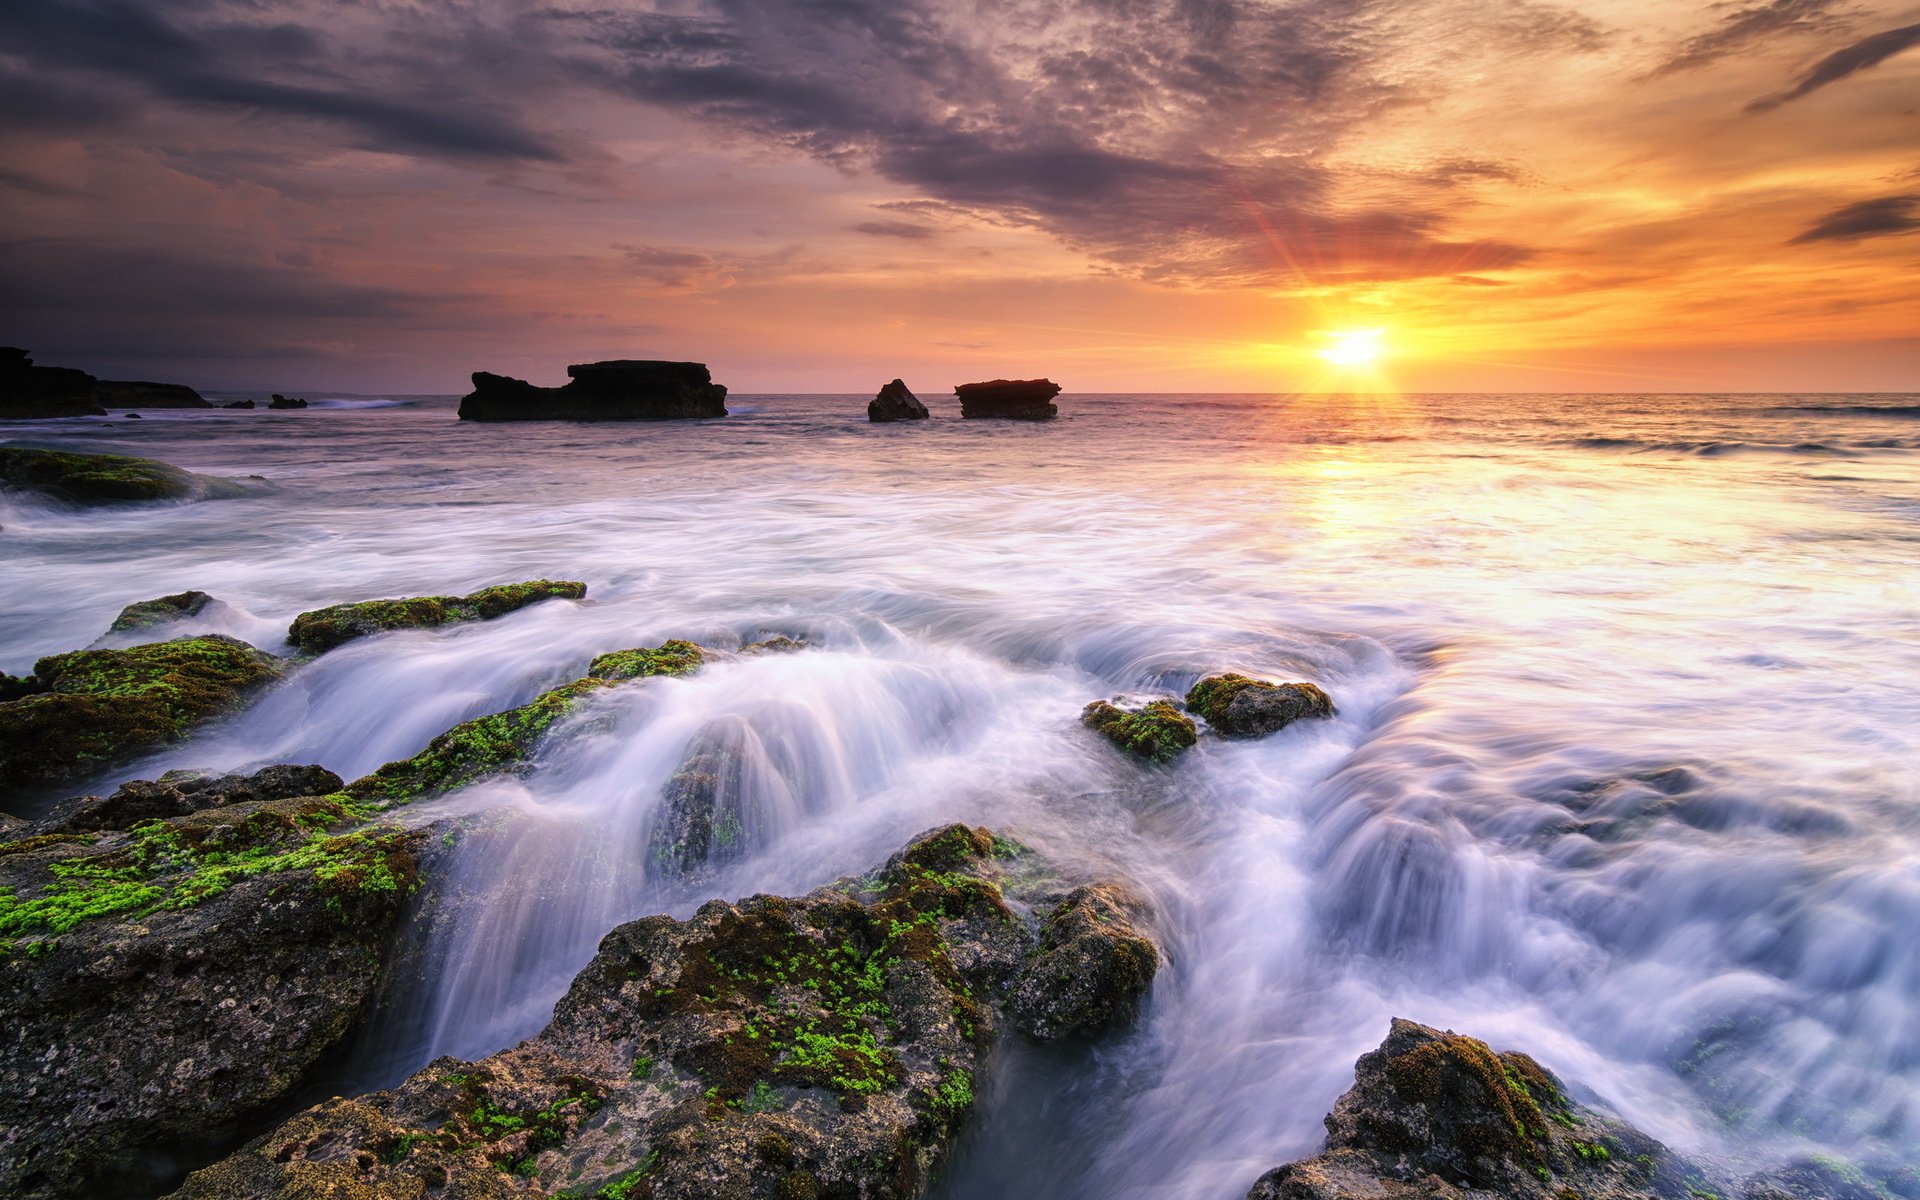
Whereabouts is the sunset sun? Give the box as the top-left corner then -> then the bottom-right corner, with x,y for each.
1317,328 -> 1388,368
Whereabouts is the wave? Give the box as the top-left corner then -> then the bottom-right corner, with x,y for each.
1767,404 -> 1920,418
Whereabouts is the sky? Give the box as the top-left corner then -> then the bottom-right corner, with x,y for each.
1,0 -> 1917,394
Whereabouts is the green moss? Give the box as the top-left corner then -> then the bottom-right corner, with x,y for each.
1386,1035 -> 1564,1164
1080,699 -> 1197,762
0,636 -> 284,789
287,579 -> 587,654
588,640 -> 706,680
0,446 -> 202,504
1183,673 -> 1260,726
932,1069 -> 974,1118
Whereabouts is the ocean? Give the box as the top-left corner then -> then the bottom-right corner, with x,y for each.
3,391 -> 1918,1194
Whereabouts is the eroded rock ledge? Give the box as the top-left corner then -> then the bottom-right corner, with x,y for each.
459,361 -> 728,422
170,825 -> 1158,1200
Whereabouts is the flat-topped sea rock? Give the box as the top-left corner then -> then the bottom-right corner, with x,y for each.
956,377 -> 1061,420
267,394 -> 307,409
0,348 -> 105,420
869,377 -> 930,422
460,359 -> 728,422
93,380 -> 209,408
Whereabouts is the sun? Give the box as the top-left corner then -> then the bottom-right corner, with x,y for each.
1316,328 -> 1388,367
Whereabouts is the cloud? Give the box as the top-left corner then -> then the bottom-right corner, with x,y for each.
1789,194 -> 1920,242
1651,0 -> 1847,77
619,244 -> 732,291
852,220 -> 938,239
0,0 -> 563,162
1747,22 -> 1920,111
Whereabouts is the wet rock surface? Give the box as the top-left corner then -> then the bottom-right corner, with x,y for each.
1081,697 -> 1197,762
31,763 -> 345,835
955,378 -> 1061,420
0,447 -> 239,505
1010,884 -> 1157,1040
288,579 -> 588,655
170,825 -> 1158,1200
0,635 -> 287,790
108,589 -> 218,634
0,783 -> 424,1200
1186,673 -> 1335,738
869,378 -> 930,422
460,360 -> 728,422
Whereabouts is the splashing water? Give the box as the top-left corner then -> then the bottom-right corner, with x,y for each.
4,391 -> 1918,1193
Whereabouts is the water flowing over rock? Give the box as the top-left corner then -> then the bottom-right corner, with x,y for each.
459,360 -> 728,422
869,378 -> 930,422
1081,697 -> 1197,761
955,378 -> 1061,420
107,589 -> 217,634
0,347 -> 106,419
94,380 -> 210,408
0,784 -> 423,1200
0,447 -> 239,505
0,636 -> 286,790
1185,673 -> 1335,738
287,579 -> 588,655
169,825 -> 1158,1200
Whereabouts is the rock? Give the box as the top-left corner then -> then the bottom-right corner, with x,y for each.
869,378 -> 929,422
1186,673 -> 1335,738
93,380 -> 210,409
346,639 -> 707,804
955,377 -> 1061,420
1081,698 -> 1197,762
649,723 -> 749,877
0,347 -> 106,419
266,394 -> 307,409
30,763 -> 345,835
0,636 -> 286,791
1244,1018 -> 1719,1200
459,360 -> 728,422
107,589 -> 216,634
287,579 -> 588,655
220,400 -> 255,409
0,447 -> 239,505
123,412 -> 142,419
1010,884 -> 1157,1039
0,790 -> 423,1199
169,825 -> 1157,1200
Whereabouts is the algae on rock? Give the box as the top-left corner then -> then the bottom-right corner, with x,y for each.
287,579 -> 589,654
0,447 -> 239,505
1185,673 -> 1334,738
1081,698 -> 1197,762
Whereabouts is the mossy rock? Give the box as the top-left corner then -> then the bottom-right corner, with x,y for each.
1184,673 -> 1334,738
0,635 -> 284,790
588,638 -> 706,680
1081,699 -> 1197,762
107,589 -> 216,634
287,579 -> 587,654
0,446 -> 232,504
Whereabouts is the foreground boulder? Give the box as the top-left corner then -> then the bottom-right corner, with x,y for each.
1247,1018 -> 1908,1200
107,589 -> 216,634
460,360 -> 728,422
869,378 -> 930,422
1082,698 -> 1197,762
0,348 -> 105,419
1186,673 -> 1335,738
0,636 -> 286,790
171,825 -> 1157,1200
93,380 -> 209,408
956,378 -> 1061,420
0,783 -> 423,1199
0,447 -> 241,505
287,579 -> 588,654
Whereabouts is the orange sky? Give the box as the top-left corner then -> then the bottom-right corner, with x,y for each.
1,0 -> 1916,393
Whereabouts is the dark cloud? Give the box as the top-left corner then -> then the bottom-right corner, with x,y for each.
0,0 -> 562,161
852,221 -> 937,239
1789,194 -> 1920,242
1748,22 -> 1920,111
1651,0 -> 1847,77
619,244 -> 730,291
575,0 -> 1534,287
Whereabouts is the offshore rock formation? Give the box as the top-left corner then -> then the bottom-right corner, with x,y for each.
0,447 -> 239,505
170,825 -> 1158,1200
287,579 -> 588,654
1082,698 -> 1198,762
267,394 -> 307,409
0,776 -> 423,1200
107,589 -> 217,634
93,380 -> 209,408
1186,674 -> 1336,738
0,347 -> 105,419
220,399 -> 255,409
460,360 -> 728,422
0,636 -> 286,790
956,377 -> 1061,420
869,378 -> 930,422
1244,1019 -> 1913,1200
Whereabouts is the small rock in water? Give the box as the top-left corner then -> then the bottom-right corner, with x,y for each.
221,399 -> 255,409
1082,697 -> 1197,761
106,588 -> 217,634
287,579 -> 587,654
267,393 -> 308,409
742,634 -> 805,654
1185,672 -> 1334,737
956,377 -> 1061,420
123,411 -> 142,418
869,377 -> 930,422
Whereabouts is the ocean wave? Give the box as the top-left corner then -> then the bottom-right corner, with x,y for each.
1767,404 -> 1920,418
